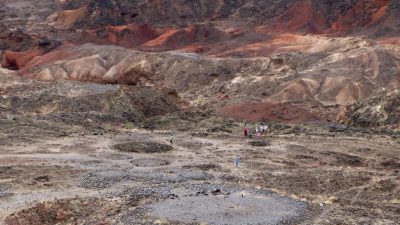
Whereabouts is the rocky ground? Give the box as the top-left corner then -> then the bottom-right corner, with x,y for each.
0,72 -> 399,225
0,109 -> 399,225
4,68 -> 400,224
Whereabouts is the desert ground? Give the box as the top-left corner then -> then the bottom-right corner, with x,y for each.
0,109 -> 399,224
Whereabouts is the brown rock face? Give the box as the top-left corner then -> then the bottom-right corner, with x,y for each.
345,90 -> 400,128
2,48 -> 50,70
0,40 -> 60,70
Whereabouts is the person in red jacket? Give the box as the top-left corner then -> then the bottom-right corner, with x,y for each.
243,127 -> 249,137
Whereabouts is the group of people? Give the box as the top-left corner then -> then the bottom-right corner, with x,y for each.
243,123 -> 269,137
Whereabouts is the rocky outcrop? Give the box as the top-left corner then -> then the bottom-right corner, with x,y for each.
0,39 -> 61,70
345,90 -> 400,128
56,0 -> 398,35
0,73 -> 180,123
0,30 -> 37,52
0,26 -> 61,70
2,0 -> 399,60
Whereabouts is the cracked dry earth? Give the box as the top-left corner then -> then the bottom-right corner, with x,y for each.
0,125 -> 399,225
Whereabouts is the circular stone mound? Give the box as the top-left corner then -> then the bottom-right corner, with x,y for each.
113,142 -> 173,153
146,186 -> 307,225
131,158 -> 170,167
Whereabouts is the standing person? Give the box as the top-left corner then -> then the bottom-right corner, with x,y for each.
261,124 -> 266,135
243,126 -> 249,137
234,157 -> 240,167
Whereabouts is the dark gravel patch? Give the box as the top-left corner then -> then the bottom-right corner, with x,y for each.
78,171 -> 128,190
131,158 -> 170,167
126,168 -> 215,184
113,142 -> 173,153
248,140 -> 271,147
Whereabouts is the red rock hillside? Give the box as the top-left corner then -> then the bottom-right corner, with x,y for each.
1,0 -> 400,124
